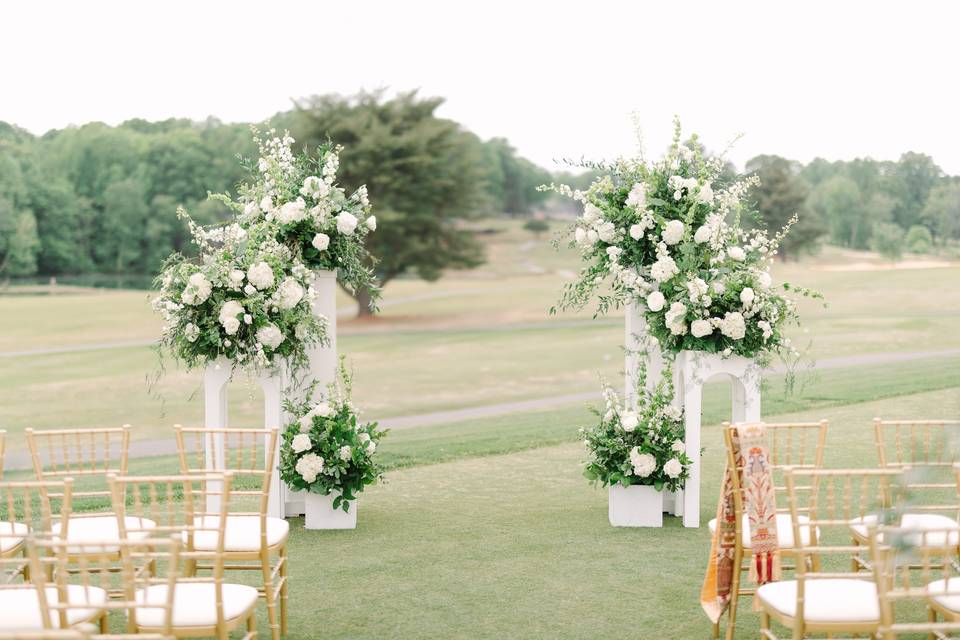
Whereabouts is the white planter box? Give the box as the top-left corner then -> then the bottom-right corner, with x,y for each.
304,491 -> 357,530
608,484 -> 664,527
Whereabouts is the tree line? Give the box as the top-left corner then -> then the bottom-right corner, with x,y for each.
1,91 -> 958,286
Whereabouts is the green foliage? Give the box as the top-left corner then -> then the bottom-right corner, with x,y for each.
523,218 -> 550,237
904,225 -> 934,253
745,155 -> 825,259
920,182 -> 960,242
872,222 -> 905,262
279,363 -> 388,510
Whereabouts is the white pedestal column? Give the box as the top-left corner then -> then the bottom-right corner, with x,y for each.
283,270 -> 338,518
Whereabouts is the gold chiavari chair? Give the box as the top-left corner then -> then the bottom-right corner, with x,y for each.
0,430 -> 6,479
854,419 -> 960,563
868,522 -> 960,639
109,473 -> 257,640
0,479 -> 74,581
175,426 -> 286,640
710,421 -> 829,640
757,467 -> 905,639
26,427 -> 153,557
0,630 -> 94,640
26,535 -> 182,639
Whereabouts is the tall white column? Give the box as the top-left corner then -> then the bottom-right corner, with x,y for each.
203,361 -> 230,513
283,270 -> 339,517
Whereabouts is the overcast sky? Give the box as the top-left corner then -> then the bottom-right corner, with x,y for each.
4,1 -> 959,173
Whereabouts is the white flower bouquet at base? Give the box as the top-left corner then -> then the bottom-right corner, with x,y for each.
279,363 -> 386,512
580,372 -> 692,493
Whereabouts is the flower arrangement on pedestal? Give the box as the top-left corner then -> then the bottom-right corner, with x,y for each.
153,214 -> 327,372
581,373 -> 692,493
279,364 -> 387,513
544,118 -> 820,362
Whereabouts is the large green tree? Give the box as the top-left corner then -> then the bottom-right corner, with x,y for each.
292,90 -> 487,315
919,181 -> 960,243
745,155 -> 825,259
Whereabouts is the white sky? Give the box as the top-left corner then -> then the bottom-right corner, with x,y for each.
4,0 -> 960,173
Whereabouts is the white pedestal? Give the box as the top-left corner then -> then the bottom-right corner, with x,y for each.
304,492 -> 357,530
608,484 -> 663,527
284,270 -> 339,519
624,302 -> 762,528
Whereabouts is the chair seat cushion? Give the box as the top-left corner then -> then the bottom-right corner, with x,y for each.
850,513 -> 959,544
134,582 -> 258,627
186,515 -> 289,552
0,585 -> 107,630
927,577 -> 960,612
707,513 -> 815,549
757,578 -> 879,623
0,521 -> 29,553
52,515 -> 156,553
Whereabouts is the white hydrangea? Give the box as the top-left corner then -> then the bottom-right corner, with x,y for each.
629,448 -> 657,478
650,255 -> 679,283
181,272 -> 212,306
575,227 -> 588,245
184,323 -> 200,343
740,287 -> 755,306
663,405 -> 683,421
663,458 -> 683,479
339,445 -> 352,461
671,441 -> 685,453
687,277 -> 708,302
247,262 -> 275,290
582,203 -> 602,224
694,225 -> 712,244
646,290 -> 666,312
665,301 -> 688,335
336,211 -> 359,235
697,183 -> 714,204
364,440 -> 376,454
276,198 -> 307,224
728,246 -> 746,262
718,311 -> 746,340
275,277 -> 305,310
691,319 -> 713,338
298,415 -> 313,433
295,453 -> 324,483
256,324 -> 285,349
606,246 -> 622,263
621,412 -> 639,432
596,221 -> 616,243
662,220 -> 684,245
228,270 -> 245,288
218,300 -> 244,335
259,195 -> 274,213
625,182 -> 647,210
312,233 -> 330,252
629,224 -> 645,241
311,402 -> 333,417
291,433 -> 312,454
300,176 -> 330,200
757,271 -> 772,289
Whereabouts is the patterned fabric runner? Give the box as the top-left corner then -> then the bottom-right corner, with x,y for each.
700,423 -> 781,623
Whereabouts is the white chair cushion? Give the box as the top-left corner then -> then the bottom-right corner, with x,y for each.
186,515 -> 289,552
0,521 -> 29,553
849,513 -> 959,544
707,513 -> 815,549
134,582 -> 258,627
927,577 -> 960,612
52,515 -> 156,553
0,585 -> 107,630
757,578 -> 879,623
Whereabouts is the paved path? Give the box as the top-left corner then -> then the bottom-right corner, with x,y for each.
4,347 -> 958,470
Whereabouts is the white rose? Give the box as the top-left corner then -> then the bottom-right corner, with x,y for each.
650,255 -> 679,283
629,448 -> 657,478
259,196 -> 274,213
243,201 -> 260,218
728,246 -> 746,262
276,277 -> 305,310
596,221 -> 616,243
757,272 -> 772,289
758,320 -> 773,340
256,324 -> 285,349
606,246 -> 622,263
574,227 -> 587,244
339,445 -> 352,461
277,198 -> 307,224
694,225 -> 712,244
291,433 -> 312,454
665,301 -> 688,336
300,176 -> 329,199
228,270 -> 245,288
625,182 -> 647,210
671,441 -> 685,453
662,220 -> 685,245
243,314 -> 252,325
358,433 -> 371,444
336,211 -> 359,235
711,281 -> 726,295
312,233 -> 330,252
663,458 -> 683,479
311,402 -> 333,417
646,290 -> 666,312
621,412 -> 639,432
687,278 -> 708,302
295,453 -> 324,483
365,440 -> 376,454
366,216 -> 377,231
691,319 -> 713,338
582,203 -> 602,224
218,300 -> 244,327
184,323 -> 200,343
697,183 -> 714,204
629,224 -> 645,241
586,229 -> 599,244
740,287 -> 755,306
298,415 -> 313,433
663,405 -> 682,420
719,311 -> 746,340
221,317 -> 239,335
181,272 -> 212,306
243,284 -> 257,296
246,262 -> 275,290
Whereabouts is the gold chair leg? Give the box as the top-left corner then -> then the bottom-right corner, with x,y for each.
280,543 -> 288,636
247,612 -> 258,639
760,610 -> 770,637
724,547 -> 744,640
711,620 -> 720,639
261,550 -> 280,640
99,612 -> 109,634
928,606 -> 937,640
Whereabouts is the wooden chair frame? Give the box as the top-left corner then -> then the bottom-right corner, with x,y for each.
713,420 -> 828,640
758,467 -> 904,639
175,426 -> 286,640
0,430 -> 6,480
109,472 -> 256,640
0,479 -> 74,581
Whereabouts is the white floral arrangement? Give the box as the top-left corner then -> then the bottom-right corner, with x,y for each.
544,118 -> 820,360
153,212 -> 328,372
580,371 -> 692,493
214,128 -> 379,304
279,364 -> 386,511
